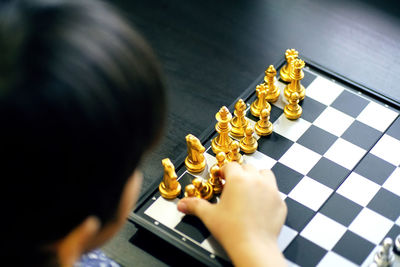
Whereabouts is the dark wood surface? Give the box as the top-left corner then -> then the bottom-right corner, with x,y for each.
102,0 -> 400,266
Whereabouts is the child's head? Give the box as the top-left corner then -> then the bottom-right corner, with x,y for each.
0,0 -> 165,265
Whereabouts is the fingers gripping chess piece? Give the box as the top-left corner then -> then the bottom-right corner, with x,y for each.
192,177 -> 213,200
280,49 -> 299,82
230,99 -> 249,138
284,58 -> 306,101
373,237 -> 395,267
227,140 -> 243,164
264,65 -> 280,103
185,134 -> 206,173
159,158 -> 181,199
284,92 -> 302,120
184,184 -> 200,198
212,106 -> 233,154
240,126 -> 258,154
255,109 -> 273,136
208,165 -> 224,195
250,83 -> 271,118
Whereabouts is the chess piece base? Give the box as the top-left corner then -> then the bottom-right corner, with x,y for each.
240,138 -> 258,154
185,157 -> 206,173
201,182 -> 214,200
265,87 -> 280,103
255,122 -> 273,136
159,182 -> 181,199
250,101 -> 271,118
284,105 -> 302,120
211,136 -> 231,154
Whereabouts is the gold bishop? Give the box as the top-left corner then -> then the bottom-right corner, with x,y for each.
230,99 -> 249,138
264,65 -> 280,103
212,106 -> 233,154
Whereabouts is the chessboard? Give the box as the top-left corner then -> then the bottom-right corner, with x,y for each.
129,55 -> 400,267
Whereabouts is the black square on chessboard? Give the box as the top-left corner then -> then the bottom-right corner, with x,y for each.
341,120 -> 382,151
307,157 -> 350,189
331,90 -> 369,117
354,153 -> 396,185
174,215 -> 210,243
297,125 -> 338,155
332,231 -> 375,265
299,96 -> 327,123
258,132 -> 294,160
302,70 -> 317,87
383,224 -> 400,244
284,235 -> 326,267
367,188 -> 400,221
177,172 -> 197,199
246,104 -> 283,124
320,193 -> 363,227
387,116 -> 400,140
272,162 -> 303,195
285,197 -> 315,232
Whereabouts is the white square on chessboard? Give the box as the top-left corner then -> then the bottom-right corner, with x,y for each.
314,107 -> 355,136
242,151 -> 276,170
200,236 -> 229,261
272,82 -> 288,110
383,167 -> 400,197
273,114 -> 312,142
277,225 -> 298,251
324,138 -> 366,170
279,143 -> 321,175
288,176 -> 333,211
317,251 -> 358,267
349,208 -> 394,244
370,134 -> 400,166
356,101 -> 398,132
144,198 -> 184,229
337,172 -> 380,207
300,213 -> 346,250
305,76 -> 344,106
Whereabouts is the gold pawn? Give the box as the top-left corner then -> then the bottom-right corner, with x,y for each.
227,140 -> 243,164
159,158 -> 181,199
212,106 -> 233,154
280,49 -> 299,82
184,134 -> 206,173
230,99 -> 249,138
192,177 -> 213,200
255,109 -> 273,136
184,184 -> 201,198
211,152 -> 228,171
208,165 -> 224,195
240,126 -> 258,154
284,92 -> 302,120
264,65 -> 280,103
250,84 -> 271,118
284,58 -> 306,101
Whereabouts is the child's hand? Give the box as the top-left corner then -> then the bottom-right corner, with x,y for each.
177,162 -> 287,267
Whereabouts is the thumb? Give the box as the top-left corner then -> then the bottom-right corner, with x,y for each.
177,197 -> 214,220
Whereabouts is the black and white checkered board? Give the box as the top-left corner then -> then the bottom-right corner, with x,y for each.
131,60 -> 400,267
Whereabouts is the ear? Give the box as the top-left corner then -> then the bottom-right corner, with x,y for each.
55,216 -> 101,267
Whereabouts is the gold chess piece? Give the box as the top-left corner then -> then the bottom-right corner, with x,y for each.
159,158 -> 181,199
239,126 -> 258,154
255,109 -> 273,136
230,99 -> 249,138
227,140 -> 243,164
280,49 -> 299,82
192,177 -> 213,200
208,165 -> 224,195
184,184 -> 200,198
212,151 -> 228,170
284,92 -> 302,120
284,58 -> 306,101
250,84 -> 271,118
264,65 -> 280,103
212,106 -> 233,154
185,134 -> 206,173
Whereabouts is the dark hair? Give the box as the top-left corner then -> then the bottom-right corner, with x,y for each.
0,0 -> 166,265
